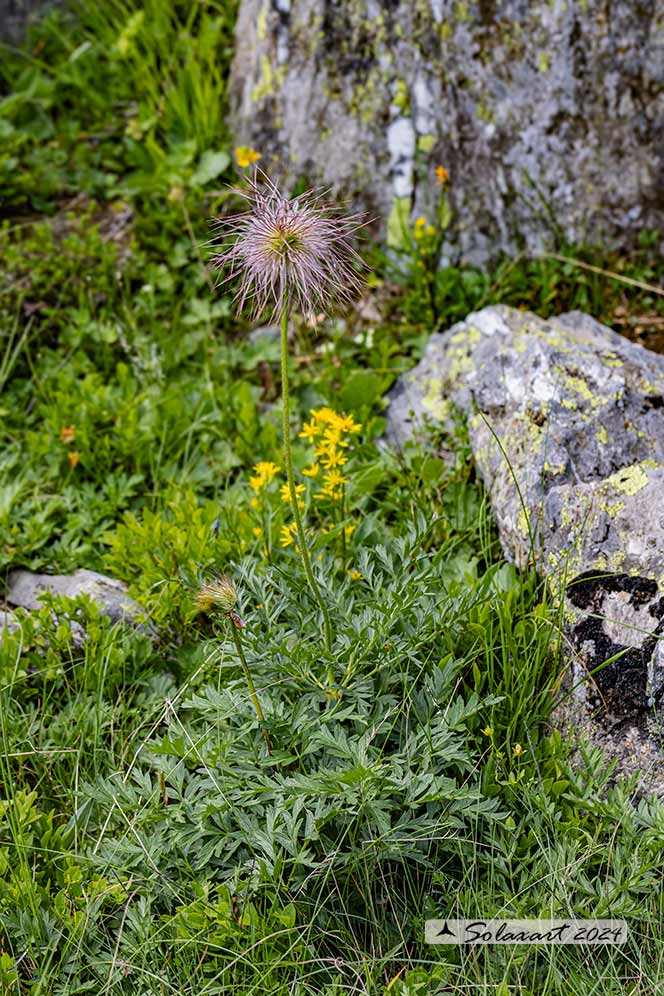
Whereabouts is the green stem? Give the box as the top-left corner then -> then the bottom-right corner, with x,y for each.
230,623 -> 272,754
280,305 -> 333,654
340,483 -> 347,571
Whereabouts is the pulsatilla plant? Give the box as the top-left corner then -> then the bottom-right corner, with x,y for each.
196,574 -> 272,753
212,172 -> 366,652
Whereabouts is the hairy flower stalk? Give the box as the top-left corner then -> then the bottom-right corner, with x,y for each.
197,576 -> 272,753
212,172 -> 366,654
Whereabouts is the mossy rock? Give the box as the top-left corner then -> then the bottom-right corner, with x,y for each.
230,0 -> 664,264
387,305 -> 664,789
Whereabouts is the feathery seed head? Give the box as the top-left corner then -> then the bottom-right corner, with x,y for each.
211,172 -> 367,319
196,574 -> 238,614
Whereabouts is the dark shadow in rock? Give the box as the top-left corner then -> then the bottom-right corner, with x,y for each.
567,570 -> 664,717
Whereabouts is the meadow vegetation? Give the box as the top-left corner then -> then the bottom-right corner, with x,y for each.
1,3 -> 664,993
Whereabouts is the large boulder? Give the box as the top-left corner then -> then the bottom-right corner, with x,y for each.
7,569 -> 155,639
229,1 -> 664,265
386,305 -> 664,791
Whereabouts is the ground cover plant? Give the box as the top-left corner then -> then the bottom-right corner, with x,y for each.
1,3 -> 664,994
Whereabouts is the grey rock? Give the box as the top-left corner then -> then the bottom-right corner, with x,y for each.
7,569 -> 154,639
386,305 -> 664,791
0,0 -> 58,43
248,324 -> 280,344
229,1 -> 664,265
0,609 -> 21,637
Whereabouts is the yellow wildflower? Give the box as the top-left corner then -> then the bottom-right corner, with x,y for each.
482,726 -> 493,737
299,420 -> 320,443
513,743 -> 523,757
279,482 -> 305,505
336,413 -> 362,434
280,523 -> 297,547
317,469 -> 348,500
435,165 -> 449,185
235,146 -> 262,168
310,406 -> 339,426
349,569 -> 362,580
252,527 -> 262,538
60,425 -> 76,444
299,407 -> 361,504
68,451 -> 80,468
320,450 -> 348,470
344,523 -> 355,539
249,461 -> 280,492
322,425 -> 348,445
325,469 -> 348,489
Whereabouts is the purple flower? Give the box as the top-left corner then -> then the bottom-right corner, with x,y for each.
211,172 -> 366,318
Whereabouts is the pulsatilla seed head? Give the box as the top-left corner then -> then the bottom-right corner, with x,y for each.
196,575 -> 238,615
211,171 -> 367,319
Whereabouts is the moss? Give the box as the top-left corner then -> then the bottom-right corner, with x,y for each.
447,325 -> 481,380
557,369 -> 621,413
251,55 -> 285,103
599,498 -> 625,517
393,79 -> 410,115
417,133 -> 436,153
562,373 -> 596,403
476,102 -> 495,124
609,550 -> 626,572
351,70 -> 385,123
257,1 -> 269,42
601,352 -> 623,368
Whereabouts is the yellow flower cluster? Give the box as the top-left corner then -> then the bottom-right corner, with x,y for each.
248,461 -> 280,554
414,216 -> 436,240
249,461 -> 280,493
247,410 -> 362,553
280,522 -> 297,547
299,407 -> 362,501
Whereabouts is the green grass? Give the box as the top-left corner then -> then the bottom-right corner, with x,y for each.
1,3 -> 664,993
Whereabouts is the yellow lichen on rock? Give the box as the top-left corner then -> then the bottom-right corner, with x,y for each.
421,377 -> 450,422
606,463 -> 651,497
